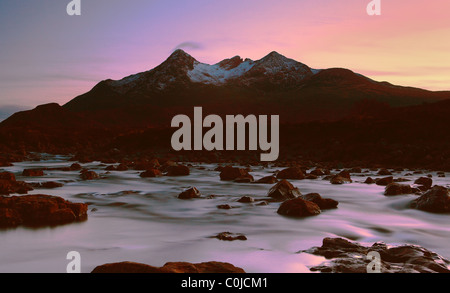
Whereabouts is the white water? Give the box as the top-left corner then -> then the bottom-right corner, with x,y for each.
0,155 -> 449,273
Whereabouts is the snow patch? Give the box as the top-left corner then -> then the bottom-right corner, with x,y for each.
188,60 -> 255,85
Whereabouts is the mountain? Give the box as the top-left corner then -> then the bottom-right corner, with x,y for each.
0,49 -> 449,164
62,50 -> 450,126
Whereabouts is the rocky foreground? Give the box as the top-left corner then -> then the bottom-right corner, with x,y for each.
302,237 -> 450,273
91,261 -> 246,273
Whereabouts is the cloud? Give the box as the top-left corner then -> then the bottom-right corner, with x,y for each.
172,41 -> 204,52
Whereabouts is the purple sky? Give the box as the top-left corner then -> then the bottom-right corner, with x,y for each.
0,0 -> 449,115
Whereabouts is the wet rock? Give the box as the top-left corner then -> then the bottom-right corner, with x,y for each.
140,169 -> 162,178
105,165 -> 117,171
69,163 -> 82,171
80,170 -> 99,180
393,178 -> 410,183
233,175 -> 254,183
237,196 -> 254,203
410,186 -> 449,213
376,176 -> 393,186
268,180 -> 301,201
91,261 -> 246,273
134,159 -> 160,171
178,187 -> 201,200
0,160 -> 13,167
277,198 -> 321,218
364,177 -> 375,184
220,166 -> 251,181
276,167 -> 305,180
378,168 -> 392,176
348,167 -> 362,173
306,174 -> 318,180
0,194 -> 88,228
115,163 -> 128,171
213,232 -> 247,241
217,204 -> 232,210
310,168 -> 325,176
414,177 -> 433,189
0,172 -> 33,195
22,169 -> 44,177
31,181 -> 64,189
166,165 -> 190,176
384,183 -> 412,196
330,175 -> 352,185
302,237 -> 450,273
301,193 -> 339,209
254,176 -> 278,184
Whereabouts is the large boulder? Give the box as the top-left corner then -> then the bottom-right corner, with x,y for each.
91,261 -> 246,273
300,193 -> 339,209
276,167 -> 305,180
268,180 -> 301,201
0,194 -> 88,228
384,183 -> 412,196
302,237 -> 450,273
410,186 -> 449,213
277,198 -> 321,218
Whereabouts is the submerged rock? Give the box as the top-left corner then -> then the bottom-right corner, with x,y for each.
178,187 -> 201,199
268,180 -> 301,201
0,194 -> 88,228
302,237 -> 450,273
254,176 -> 278,184
410,186 -> 449,213
91,261 -> 246,273
213,232 -> 247,241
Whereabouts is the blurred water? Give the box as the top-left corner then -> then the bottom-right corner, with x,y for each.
0,155 -> 449,273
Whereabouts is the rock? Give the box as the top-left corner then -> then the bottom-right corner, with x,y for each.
115,163 -> 128,171
237,196 -> 254,203
213,232 -> 247,241
0,160 -> 13,167
330,175 -> 352,185
91,261 -> 246,273
178,187 -> 201,199
310,168 -> 325,176
302,237 -> 450,273
376,176 -> 393,186
166,165 -> 190,176
220,166 -> 251,181
364,177 -> 375,184
217,204 -> 232,210
378,168 -> 392,175
69,163 -> 82,171
410,186 -> 449,213
393,178 -> 410,182
277,198 -> 321,218
268,180 -> 301,201
254,176 -> 278,184
306,174 -> 318,180
40,181 -> 64,189
414,177 -> 433,189
349,167 -> 362,173
105,165 -> 117,171
384,183 -> 412,196
0,194 -> 88,228
301,193 -> 338,209
233,175 -> 254,183
80,170 -> 99,180
22,169 -> 44,177
276,167 -> 305,180
0,172 -> 33,195
134,159 -> 160,170
140,169 -> 162,178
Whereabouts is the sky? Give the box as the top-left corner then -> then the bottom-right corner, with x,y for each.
0,0 -> 449,115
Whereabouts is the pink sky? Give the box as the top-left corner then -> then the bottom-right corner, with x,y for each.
0,0 -> 449,110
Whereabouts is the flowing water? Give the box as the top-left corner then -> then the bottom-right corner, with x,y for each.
0,155 -> 449,273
